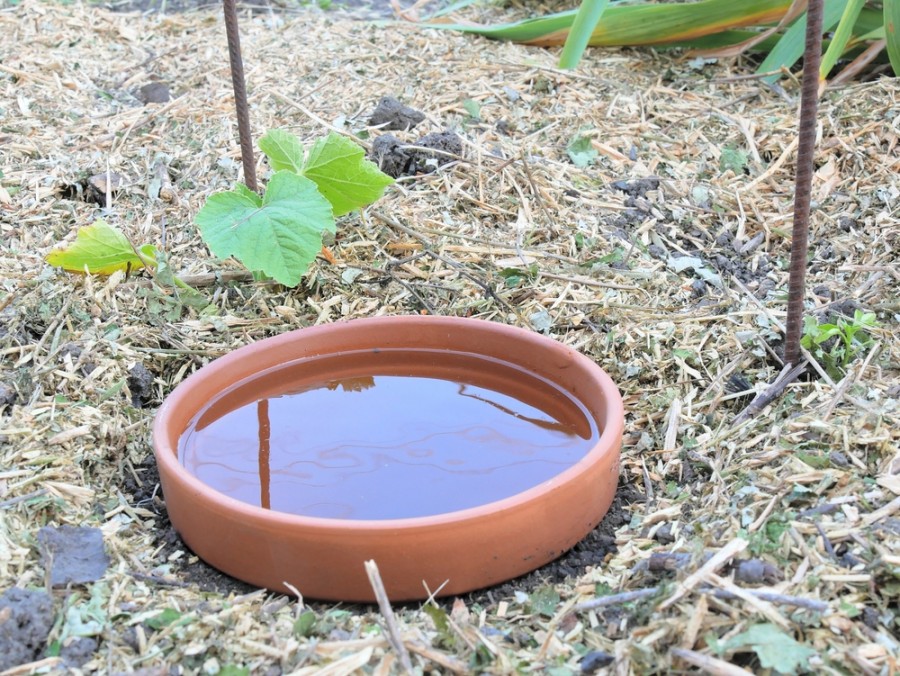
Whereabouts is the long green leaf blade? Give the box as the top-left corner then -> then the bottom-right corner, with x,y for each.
558,0 -> 610,69
757,0 -> 848,83
820,0 -> 865,78
887,0 -> 900,75
424,0 -> 793,47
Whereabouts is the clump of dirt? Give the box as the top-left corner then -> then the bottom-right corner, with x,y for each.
370,130 -> 463,178
0,382 -> 16,413
369,96 -> 425,131
0,588 -> 54,671
37,525 -> 110,587
127,363 -> 155,408
135,82 -> 171,105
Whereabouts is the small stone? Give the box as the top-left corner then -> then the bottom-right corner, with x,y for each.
0,382 -> 16,412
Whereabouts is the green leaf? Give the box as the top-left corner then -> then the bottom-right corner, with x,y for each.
566,135 -> 597,168
886,0 -> 900,75
195,171 -> 335,287
259,129 -> 305,174
719,146 -> 748,174
530,585 -> 560,617
423,603 -> 457,649
145,608 -> 184,630
218,667 -> 250,676
45,220 -> 156,275
301,132 -> 394,217
757,1 -> 848,83
724,624 -> 816,675
820,0 -> 865,78
559,0 -> 611,68
462,98 -> 481,120
293,610 -> 316,637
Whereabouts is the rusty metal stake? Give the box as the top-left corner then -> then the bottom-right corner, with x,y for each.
223,0 -> 258,192
783,0 -> 824,366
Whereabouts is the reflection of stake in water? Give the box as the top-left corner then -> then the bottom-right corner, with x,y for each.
258,399 -> 271,510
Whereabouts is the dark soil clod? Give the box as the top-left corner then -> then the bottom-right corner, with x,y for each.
128,363 -> 155,408
370,133 -> 411,178
610,177 -> 659,198
370,130 -> 463,178
0,382 -> 16,412
37,525 -> 110,587
135,82 -> 171,105
368,96 -> 425,131
409,131 -> 463,174
0,587 -> 54,671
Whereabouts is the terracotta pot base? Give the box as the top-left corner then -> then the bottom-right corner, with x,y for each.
153,317 -> 624,602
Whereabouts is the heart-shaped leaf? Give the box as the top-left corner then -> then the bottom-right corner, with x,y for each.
195,171 -> 334,287
302,132 -> 394,216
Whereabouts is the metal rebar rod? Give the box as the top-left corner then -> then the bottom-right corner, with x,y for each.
783,0 -> 824,366
223,0 -> 258,192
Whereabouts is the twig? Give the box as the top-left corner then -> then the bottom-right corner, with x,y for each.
731,361 -> 808,427
269,90 -> 372,151
671,648 -> 755,676
658,538 -> 748,610
129,571 -> 190,588
0,488 -> 49,509
571,587 -> 661,612
574,585 -> 827,614
372,210 -> 511,310
364,560 -> 414,675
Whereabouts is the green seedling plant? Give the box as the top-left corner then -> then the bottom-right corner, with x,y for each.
801,309 -> 877,380
45,131 -> 393,291
195,130 -> 393,287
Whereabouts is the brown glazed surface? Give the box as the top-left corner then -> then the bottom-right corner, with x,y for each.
152,316 -> 623,602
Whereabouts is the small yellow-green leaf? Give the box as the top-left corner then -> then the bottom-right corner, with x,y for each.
259,129 -> 305,174
45,220 -> 155,275
301,133 -> 394,217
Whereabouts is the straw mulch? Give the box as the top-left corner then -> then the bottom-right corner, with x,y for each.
1,0 -> 898,673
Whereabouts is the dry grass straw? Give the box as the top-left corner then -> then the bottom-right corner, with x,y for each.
0,0 -> 898,672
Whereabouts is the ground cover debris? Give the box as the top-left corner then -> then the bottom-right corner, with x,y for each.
0,0 -> 898,672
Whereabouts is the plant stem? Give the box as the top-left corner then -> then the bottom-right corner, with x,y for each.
223,0 -> 258,192
783,0 -> 824,366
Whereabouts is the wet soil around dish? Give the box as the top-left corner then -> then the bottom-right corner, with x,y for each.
124,455 -> 638,603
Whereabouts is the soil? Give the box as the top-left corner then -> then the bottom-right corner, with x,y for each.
0,588 -> 54,671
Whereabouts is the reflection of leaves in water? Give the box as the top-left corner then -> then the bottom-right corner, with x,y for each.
326,376 -> 376,393
456,385 -> 574,435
